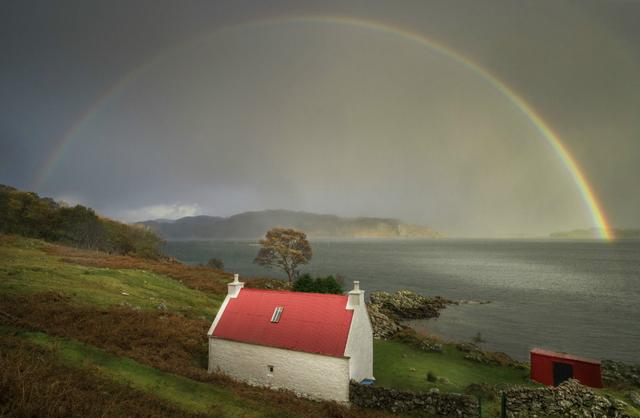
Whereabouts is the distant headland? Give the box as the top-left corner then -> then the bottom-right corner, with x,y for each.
550,227 -> 640,239
138,210 -> 441,240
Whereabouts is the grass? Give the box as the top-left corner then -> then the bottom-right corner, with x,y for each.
374,339 -> 533,393
0,334 -> 206,418
0,235 -> 222,318
373,339 -> 535,417
0,327 -> 273,417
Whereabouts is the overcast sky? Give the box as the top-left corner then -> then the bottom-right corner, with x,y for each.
1,0 -> 639,237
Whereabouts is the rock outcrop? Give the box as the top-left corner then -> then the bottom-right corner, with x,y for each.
504,379 -> 631,417
367,290 -> 454,339
603,360 -> 640,387
366,302 -> 401,339
369,290 -> 453,319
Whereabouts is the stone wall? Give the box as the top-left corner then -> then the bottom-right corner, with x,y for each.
603,360 -> 640,387
349,382 -> 478,417
504,379 -> 631,418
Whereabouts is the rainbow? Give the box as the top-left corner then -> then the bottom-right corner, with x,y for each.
31,15 -> 613,240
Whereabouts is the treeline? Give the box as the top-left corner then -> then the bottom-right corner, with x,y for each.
0,185 -> 164,258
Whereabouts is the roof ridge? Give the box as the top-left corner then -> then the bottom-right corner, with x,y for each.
240,288 -> 348,299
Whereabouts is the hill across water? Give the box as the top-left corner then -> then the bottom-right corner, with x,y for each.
139,210 -> 441,240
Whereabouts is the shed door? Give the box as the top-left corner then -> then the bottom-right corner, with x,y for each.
553,362 -> 573,386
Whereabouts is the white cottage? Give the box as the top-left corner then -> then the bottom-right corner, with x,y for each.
207,274 -> 374,402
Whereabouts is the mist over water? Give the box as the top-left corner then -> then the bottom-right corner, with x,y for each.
165,239 -> 640,363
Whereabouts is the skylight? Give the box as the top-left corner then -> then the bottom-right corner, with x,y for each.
271,306 -> 283,323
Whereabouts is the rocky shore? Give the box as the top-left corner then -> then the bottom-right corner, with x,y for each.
369,290 -> 456,319
367,289 -> 526,368
367,290 -> 457,339
603,360 -> 640,388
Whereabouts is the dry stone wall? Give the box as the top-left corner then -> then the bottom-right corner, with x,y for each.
504,379 -> 631,418
349,381 -> 478,417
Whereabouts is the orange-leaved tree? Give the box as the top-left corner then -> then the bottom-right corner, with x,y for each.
253,228 -> 312,284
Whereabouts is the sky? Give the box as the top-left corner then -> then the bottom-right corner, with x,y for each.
1,0 -> 639,237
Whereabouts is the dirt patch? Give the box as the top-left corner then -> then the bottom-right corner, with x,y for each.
0,335 -> 207,418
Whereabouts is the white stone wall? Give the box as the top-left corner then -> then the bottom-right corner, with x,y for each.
344,300 -> 375,382
208,338 -> 351,403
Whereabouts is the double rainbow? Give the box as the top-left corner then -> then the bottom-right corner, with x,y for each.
31,15 -> 613,240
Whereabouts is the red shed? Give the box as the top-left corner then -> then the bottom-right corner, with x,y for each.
530,348 -> 602,388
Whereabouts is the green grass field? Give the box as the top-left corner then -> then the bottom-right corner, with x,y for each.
374,340 -> 532,393
0,235 -> 222,318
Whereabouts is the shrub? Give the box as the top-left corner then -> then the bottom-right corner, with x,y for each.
427,371 -> 438,382
292,274 -> 344,294
206,258 -> 224,270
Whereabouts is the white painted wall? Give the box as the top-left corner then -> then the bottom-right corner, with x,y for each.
209,338 -> 351,402
344,288 -> 375,382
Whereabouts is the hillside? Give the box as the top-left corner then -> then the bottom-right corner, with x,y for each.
139,210 -> 441,240
0,184 -> 164,258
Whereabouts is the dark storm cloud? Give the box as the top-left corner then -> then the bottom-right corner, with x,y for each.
1,0 -> 639,236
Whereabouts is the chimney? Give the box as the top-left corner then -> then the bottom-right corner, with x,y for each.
347,280 -> 364,309
227,273 -> 244,298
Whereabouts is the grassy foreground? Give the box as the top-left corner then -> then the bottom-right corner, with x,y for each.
0,327 -> 268,417
1,234 -> 638,417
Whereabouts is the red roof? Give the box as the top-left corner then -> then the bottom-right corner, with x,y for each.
530,348 -> 601,365
212,289 -> 353,357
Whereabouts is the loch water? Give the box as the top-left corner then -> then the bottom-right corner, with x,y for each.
165,239 -> 640,363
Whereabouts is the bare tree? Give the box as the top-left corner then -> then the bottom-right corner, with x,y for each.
253,228 -> 312,284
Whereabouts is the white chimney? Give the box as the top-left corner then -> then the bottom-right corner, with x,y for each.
227,273 -> 244,298
347,280 -> 364,309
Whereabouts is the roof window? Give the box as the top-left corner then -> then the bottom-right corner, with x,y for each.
271,306 -> 283,323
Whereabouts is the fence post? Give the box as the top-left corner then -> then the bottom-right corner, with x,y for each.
500,392 -> 507,418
